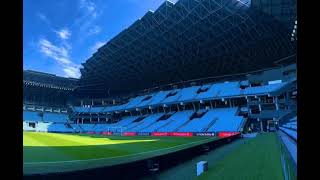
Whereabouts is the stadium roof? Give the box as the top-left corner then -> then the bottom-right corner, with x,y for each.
23,70 -> 79,90
78,0 -> 296,97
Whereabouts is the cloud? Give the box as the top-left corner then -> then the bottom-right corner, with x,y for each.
80,0 -> 96,14
73,0 -> 103,42
63,66 -> 81,78
39,39 -> 71,65
36,12 -> 56,31
37,13 -> 48,22
38,38 -> 81,78
55,28 -> 71,40
88,26 -> 101,35
91,41 -> 105,53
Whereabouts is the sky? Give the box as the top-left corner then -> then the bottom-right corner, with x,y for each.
23,0 -> 179,78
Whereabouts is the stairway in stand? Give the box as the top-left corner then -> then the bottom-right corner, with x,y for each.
174,118 -> 193,132
202,117 -> 218,132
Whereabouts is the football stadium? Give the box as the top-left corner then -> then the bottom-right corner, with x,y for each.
23,0 -> 297,179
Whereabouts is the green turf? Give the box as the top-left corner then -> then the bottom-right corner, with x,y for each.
197,133 -> 293,180
277,133 -> 297,180
23,132 -> 218,175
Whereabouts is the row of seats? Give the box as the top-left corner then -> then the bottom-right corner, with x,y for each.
24,108 -> 244,133
70,108 -> 243,133
279,127 -> 297,141
283,122 -> 297,130
74,81 -> 289,113
23,111 -> 68,122
280,116 -> 297,141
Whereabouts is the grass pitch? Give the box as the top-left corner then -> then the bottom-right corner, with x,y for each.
23,132 -> 217,175
197,133 -> 296,180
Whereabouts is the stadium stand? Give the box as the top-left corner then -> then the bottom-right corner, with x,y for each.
178,108 -> 242,132
130,113 -> 165,132
207,108 -> 243,132
73,80 -> 293,114
178,109 -> 216,132
176,86 -> 201,102
47,123 -> 74,133
126,113 -> 165,132
43,113 -> 68,122
140,112 -> 176,132
280,116 -> 297,141
23,111 -> 42,121
157,111 -> 194,132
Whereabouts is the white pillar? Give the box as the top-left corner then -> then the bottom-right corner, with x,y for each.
275,97 -> 279,110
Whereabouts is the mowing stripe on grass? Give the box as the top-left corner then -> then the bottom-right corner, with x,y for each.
24,137 -> 215,165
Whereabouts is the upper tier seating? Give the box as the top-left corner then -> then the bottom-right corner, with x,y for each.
243,82 -> 287,95
74,107 -> 90,113
144,91 -> 171,107
73,81 -> 290,114
160,89 -> 182,104
195,82 -> 240,100
124,95 -> 149,109
176,86 -> 201,102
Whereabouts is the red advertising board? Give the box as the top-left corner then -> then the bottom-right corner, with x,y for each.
151,132 -> 170,136
101,131 -> 113,135
171,132 -> 193,137
151,132 -> 193,137
218,132 -> 240,138
123,132 -> 137,136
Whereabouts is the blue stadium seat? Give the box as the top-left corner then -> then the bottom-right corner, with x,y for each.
43,113 -> 68,122
158,111 -> 194,132
23,111 -> 42,121
207,108 -> 243,132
